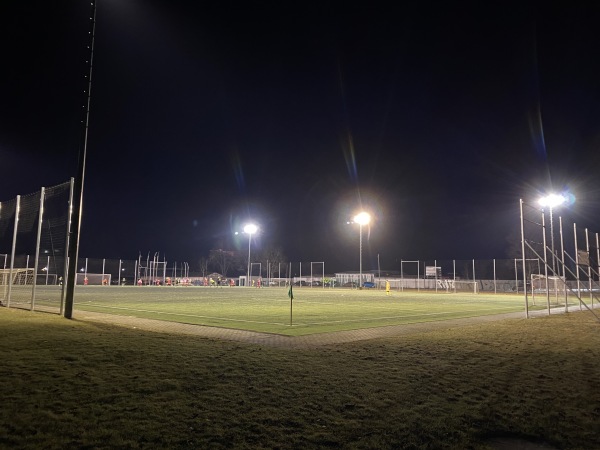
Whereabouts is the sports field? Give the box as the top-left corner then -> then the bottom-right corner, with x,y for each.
20,285 -> 531,336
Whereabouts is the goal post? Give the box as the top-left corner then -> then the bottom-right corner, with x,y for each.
1,268 -> 35,306
531,274 -> 566,306
310,261 -> 325,287
437,279 -> 479,294
0,268 -> 35,286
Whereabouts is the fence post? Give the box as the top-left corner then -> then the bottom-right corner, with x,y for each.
32,187 -> 45,310
400,259 -> 404,292
520,199 -> 529,318
60,178 -> 75,315
574,223 -> 581,310
434,259 -> 438,293
472,259 -> 476,294
560,217 -> 567,312
453,260 -> 456,294
493,259 -> 496,294
586,229 -> 593,309
7,195 -> 20,307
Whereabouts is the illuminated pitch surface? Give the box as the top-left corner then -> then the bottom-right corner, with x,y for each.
32,286 -> 528,336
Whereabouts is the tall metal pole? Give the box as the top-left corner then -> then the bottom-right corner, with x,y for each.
7,195 -> 21,308
514,258 -> 518,294
549,206 -> 556,275
519,199 -> 529,318
359,223 -> 362,289
64,1 -> 97,318
541,210 -> 550,315
574,223 -> 582,310
597,232 -> 600,288
597,232 -> 600,286
493,259 -> 497,294
60,178 -> 74,314
377,253 -> 381,289
400,260 -> 404,292
453,259 -> 456,294
472,259 -> 476,294
32,187 -> 46,310
586,229 -> 593,309
247,233 -> 252,287
559,217 -> 567,312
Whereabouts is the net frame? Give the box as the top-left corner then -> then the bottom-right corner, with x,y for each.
0,268 -> 35,286
531,274 -> 566,306
435,279 -> 478,293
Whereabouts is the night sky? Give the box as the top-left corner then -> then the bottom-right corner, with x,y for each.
2,1 -> 600,273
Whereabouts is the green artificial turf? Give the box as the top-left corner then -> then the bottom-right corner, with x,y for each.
16,285 -> 534,335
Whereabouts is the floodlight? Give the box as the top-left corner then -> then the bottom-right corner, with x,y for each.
538,194 -> 565,208
353,212 -> 371,226
538,193 -> 565,275
244,223 -> 258,234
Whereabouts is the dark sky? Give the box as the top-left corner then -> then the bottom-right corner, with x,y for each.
2,0 -> 600,272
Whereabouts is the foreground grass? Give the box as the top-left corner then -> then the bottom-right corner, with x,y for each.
0,307 -> 599,449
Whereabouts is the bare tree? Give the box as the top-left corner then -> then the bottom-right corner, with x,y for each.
198,257 -> 209,279
257,246 -> 287,278
208,249 -> 235,276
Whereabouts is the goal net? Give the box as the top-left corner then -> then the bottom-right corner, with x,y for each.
76,273 -> 112,285
531,274 -> 566,306
531,275 -> 566,295
0,268 -> 35,286
438,279 -> 479,293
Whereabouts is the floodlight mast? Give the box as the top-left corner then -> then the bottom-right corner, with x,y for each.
538,194 -> 566,276
353,212 -> 371,289
64,1 -> 97,319
244,224 -> 258,287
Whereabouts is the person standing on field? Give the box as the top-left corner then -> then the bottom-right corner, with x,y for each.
385,280 -> 391,296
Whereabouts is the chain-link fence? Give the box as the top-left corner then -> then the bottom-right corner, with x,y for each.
520,198 -> 600,317
3,183 -> 600,317
1,181 -> 72,312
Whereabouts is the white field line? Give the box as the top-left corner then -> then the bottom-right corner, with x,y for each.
81,304 -> 291,326
80,302 -> 519,327
301,307 -> 520,326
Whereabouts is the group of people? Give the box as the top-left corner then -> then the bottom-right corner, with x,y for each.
204,277 -> 236,287
133,277 -> 239,287
136,277 -> 190,286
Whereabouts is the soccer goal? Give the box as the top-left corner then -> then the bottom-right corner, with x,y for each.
531,274 -> 566,306
441,279 -> 479,294
0,268 -> 35,286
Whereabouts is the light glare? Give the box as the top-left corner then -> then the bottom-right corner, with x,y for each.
538,194 -> 566,208
244,223 -> 258,234
354,212 -> 371,225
